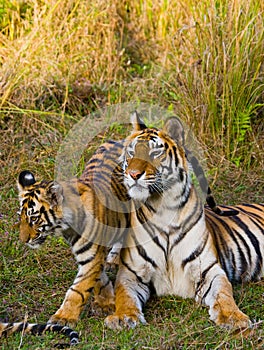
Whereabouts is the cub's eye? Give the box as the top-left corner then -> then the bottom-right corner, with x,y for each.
150,148 -> 164,159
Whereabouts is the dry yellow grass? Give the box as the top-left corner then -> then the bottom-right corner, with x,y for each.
0,0 -> 263,186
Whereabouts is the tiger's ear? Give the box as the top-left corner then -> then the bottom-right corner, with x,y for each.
18,170 -> 36,192
46,182 -> 64,207
163,116 -> 185,147
130,111 -> 147,131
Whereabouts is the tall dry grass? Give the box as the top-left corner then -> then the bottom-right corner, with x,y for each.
0,0 -> 263,168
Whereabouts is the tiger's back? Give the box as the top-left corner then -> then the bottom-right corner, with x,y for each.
205,203 -> 264,282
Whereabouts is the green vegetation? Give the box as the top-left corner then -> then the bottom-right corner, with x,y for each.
0,0 -> 263,349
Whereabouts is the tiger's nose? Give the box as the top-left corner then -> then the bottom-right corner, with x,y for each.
128,170 -> 144,180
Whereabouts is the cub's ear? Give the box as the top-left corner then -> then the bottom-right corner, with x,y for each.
18,171 -> 36,191
130,111 -> 147,131
163,116 -> 185,147
46,182 -> 64,207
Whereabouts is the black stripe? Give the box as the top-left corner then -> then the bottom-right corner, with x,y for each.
177,184 -> 191,209
249,217 -> 264,235
136,285 -> 149,308
236,206 -> 264,223
31,324 -> 46,335
135,207 -> 148,224
42,207 -> 52,226
206,214 -> 236,281
229,215 -> 262,278
206,211 -> 262,282
69,287 -> 85,303
49,208 -> 57,221
153,235 -> 167,256
75,241 -> 93,255
120,254 -> 149,287
182,235 -> 208,268
171,208 -> 203,250
201,275 -> 218,303
195,260 -> 218,297
240,203 -> 264,211
78,255 -> 96,266
232,228 -> 252,281
136,243 -> 158,268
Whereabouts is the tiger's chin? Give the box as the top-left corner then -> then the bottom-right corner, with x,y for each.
128,186 -> 150,202
27,236 -> 48,249
27,242 -> 43,249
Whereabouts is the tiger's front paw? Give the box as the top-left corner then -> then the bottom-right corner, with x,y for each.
104,312 -> 146,330
211,306 -> 252,330
91,296 -> 115,316
48,310 -> 78,329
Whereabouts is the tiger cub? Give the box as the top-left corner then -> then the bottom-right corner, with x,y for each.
104,112 -> 264,330
14,140 -> 132,330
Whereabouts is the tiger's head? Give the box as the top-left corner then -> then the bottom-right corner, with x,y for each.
17,171 -> 64,249
121,112 -> 189,202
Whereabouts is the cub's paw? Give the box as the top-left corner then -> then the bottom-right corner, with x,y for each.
48,313 -> 78,329
105,244 -> 121,273
104,313 -> 146,330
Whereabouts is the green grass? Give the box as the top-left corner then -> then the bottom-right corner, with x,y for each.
0,0 -> 264,349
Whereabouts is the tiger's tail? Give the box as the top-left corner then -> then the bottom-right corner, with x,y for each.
0,322 -> 79,347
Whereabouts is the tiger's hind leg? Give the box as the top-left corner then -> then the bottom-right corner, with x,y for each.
49,244 -> 106,328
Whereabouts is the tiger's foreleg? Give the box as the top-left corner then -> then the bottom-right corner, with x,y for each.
195,264 -> 252,329
104,252 -> 151,330
49,244 -> 107,327
92,269 -> 115,315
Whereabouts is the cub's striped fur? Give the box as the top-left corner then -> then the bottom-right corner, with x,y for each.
2,141 -> 131,344
104,112 -> 264,330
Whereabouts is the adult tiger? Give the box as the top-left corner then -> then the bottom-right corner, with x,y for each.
104,112 -> 264,330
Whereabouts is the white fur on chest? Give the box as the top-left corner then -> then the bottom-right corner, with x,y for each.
133,205 -> 207,298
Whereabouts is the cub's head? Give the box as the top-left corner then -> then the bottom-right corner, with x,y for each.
121,112 -> 189,202
17,171 -> 63,249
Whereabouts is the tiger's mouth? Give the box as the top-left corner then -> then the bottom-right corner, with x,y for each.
27,234 -> 48,249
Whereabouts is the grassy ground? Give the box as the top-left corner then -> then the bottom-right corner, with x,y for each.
0,0 -> 264,349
